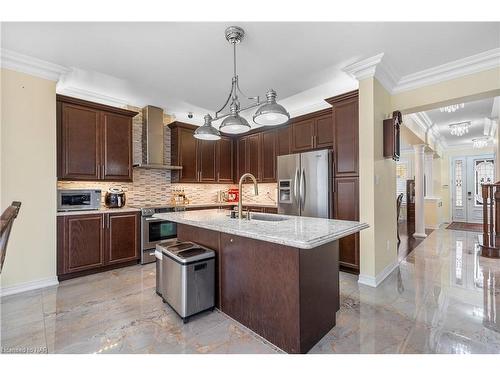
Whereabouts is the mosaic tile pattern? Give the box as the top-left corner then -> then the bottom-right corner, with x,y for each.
2,228 -> 500,353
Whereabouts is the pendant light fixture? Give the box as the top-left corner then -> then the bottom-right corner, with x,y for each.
194,114 -> 221,140
197,26 -> 290,139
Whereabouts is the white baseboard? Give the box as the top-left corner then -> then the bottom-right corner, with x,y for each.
358,259 -> 399,288
0,277 -> 59,297
413,232 -> 428,238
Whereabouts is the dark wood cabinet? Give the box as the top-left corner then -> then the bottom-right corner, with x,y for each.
291,118 -> 315,152
246,133 -> 261,180
57,95 -> 137,182
334,177 -> 360,271
236,137 -> 247,182
383,111 -> 401,161
106,212 -> 140,265
57,212 -> 140,280
290,109 -> 333,153
170,122 -> 235,183
59,103 -> 101,180
327,91 -> 359,177
101,112 -> 133,181
261,130 -> 276,182
217,136 -> 234,182
276,126 -> 291,156
198,140 -> 217,182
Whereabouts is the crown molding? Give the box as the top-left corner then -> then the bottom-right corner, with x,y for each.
393,48 -> 500,93
342,53 -> 384,81
56,85 -> 132,108
0,48 -> 70,81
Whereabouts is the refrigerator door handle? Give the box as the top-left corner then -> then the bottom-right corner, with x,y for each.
300,169 -> 306,208
295,169 -> 301,205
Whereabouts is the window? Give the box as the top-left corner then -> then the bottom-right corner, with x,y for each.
474,159 -> 494,206
455,160 -> 463,207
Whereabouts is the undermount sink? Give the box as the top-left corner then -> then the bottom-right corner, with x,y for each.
249,213 -> 288,222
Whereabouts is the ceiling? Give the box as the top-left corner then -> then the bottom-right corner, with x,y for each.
2,22 -> 499,124
420,96 -> 499,148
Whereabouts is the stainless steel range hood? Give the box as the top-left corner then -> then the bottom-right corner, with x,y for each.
134,105 -> 182,170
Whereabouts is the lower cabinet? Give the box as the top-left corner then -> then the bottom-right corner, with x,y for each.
57,212 -> 140,280
334,177 -> 360,272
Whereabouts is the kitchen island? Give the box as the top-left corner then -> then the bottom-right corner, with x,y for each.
154,209 -> 368,353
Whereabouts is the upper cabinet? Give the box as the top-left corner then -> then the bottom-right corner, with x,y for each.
57,95 -> 137,182
326,91 -> 359,178
237,129 -> 277,183
170,122 -> 235,183
290,109 -> 333,153
276,126 -> 291,156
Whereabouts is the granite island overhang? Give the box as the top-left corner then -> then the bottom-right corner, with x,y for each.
154,209 -> 369,353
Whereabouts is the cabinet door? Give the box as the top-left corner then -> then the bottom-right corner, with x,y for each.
198,140 -> 217,182
291,119 -> 315,152
314,113 -> 333,149
105,212 -> 139,265
60,103 -> 100,180
333,98 -> 358,177
63,214 -> 105,273
246,133 -> 262,181
177,127 -> 199,182
217,136 -> 234,183
334,177 -> 359,271
101,111 -> 133,181
237,137 -> 247,181
276,126 -> 291,156
261,130 -> 277,182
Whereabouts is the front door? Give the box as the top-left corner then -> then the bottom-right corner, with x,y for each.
452,154 -> 495,223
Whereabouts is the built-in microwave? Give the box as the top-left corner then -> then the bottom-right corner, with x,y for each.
57,189 -> 102,211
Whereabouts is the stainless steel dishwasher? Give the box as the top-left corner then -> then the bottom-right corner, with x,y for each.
158,241 -> 215,323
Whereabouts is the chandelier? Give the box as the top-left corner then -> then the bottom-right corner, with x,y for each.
472,137 -> 489,149
439,103 -> 464,113
194,26 -> 290,140
449,122 -> 470,136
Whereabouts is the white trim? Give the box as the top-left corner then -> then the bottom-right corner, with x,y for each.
0,48 -> 70,81
0,277 -> 59,297
413,232 -> 428,238
343,48 -> 500,95
342,53 -> 384,81
357,259 -> 399,288
56,85 -> 131,109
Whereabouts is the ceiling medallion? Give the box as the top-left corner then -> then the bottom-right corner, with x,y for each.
194,26 -> 290,140
439,103 -> 465,113
449,121 -> 470,137
472,137 -> 489,149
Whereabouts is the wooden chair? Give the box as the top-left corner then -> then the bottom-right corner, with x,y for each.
396,193 -> 404,243
0,201 -> 22,273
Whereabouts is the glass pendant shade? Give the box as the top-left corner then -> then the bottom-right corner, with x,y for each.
253,89 -> 290,126
194,114 -> 221,140
219,113 -> 251,134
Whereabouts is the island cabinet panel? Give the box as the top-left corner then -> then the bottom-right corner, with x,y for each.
106,212 -> 140,265
101,112 -> 133,181
57,212 -> 140,280
334,177 -> 360,271
198,140 -> 217,182
217,136 -> 234,183
220,233 -> 301,353
60,103 -> 101,180
57,95 -> 137,182
176,224 -> 221,307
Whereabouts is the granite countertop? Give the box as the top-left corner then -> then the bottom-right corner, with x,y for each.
153,209 -> 368,249
56,206 -> 141,216
186,202 -> 277,208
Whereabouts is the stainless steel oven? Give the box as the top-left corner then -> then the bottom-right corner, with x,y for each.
57,189 -> 101,211
140,206 -> 181,264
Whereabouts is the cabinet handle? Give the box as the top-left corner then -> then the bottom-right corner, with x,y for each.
102,164 -> 105,177
107,215 -> 110,228
311,135 -> 314,147
102,216 -> 105,229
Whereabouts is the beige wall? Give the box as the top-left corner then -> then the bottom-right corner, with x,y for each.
358,77 -> 397,281
1,69 -> 57,288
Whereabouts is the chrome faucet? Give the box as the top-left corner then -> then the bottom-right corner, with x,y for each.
238,173 -> 259,219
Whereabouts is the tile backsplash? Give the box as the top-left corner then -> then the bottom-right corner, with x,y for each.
57,105 -> 278,207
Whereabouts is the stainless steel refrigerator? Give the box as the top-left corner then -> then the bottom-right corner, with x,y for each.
277,149 -> 333,218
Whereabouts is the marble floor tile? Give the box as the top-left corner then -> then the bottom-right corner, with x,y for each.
1,227 -> 500,354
